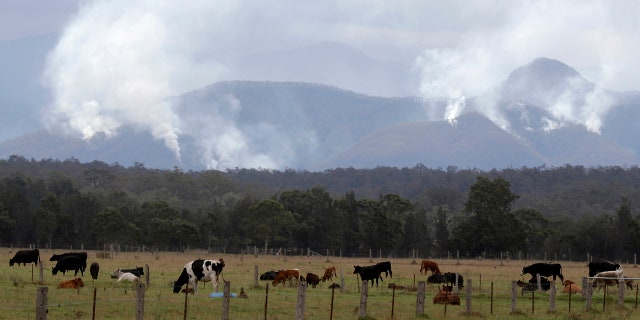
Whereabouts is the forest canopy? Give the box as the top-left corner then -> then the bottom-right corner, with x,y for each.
1,155 -> 640,262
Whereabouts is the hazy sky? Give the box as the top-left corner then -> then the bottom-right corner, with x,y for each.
4,0 -> 640,169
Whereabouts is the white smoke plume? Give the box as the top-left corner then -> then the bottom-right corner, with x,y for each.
44,1 -> 231,162
415,0 -> 637,134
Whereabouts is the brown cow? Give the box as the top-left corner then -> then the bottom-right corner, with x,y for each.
420,260 -> 441,274
305,273 -> 321,288
433,288 -> 460,305
562,280 -> 582,293
272,269 -> 300,287
57,278 -> 84,289
322,266 -> 337,282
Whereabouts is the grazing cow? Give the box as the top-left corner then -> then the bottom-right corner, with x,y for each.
111,267 -> 144,278
272,269 -> 300,287
353,265 -> 383,287
427,273 -> 447,285
57,278 -> 84,289
562,280 -> 582,293
419,260 -> 441,275
593,270 -> 624,292
173,259 -> 224,293
90,262 -> 99,280
9,249 -> 40,266
520,263 -> 564,282
260,271 -> 278,281
52,255 -> 85,276
375,261 -> 393,278
444,272 -> 464,288
588,260 -> 621,277
305,273 -> 321,288
50,252 -> 87,275
433,289 -> 460,305
321,266 -> 337,282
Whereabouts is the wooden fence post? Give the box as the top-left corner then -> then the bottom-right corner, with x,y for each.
135,283 -> 145,320
92,287 -> 97,320
36,286 -> 48,320
511,281 -> 517,314
548,280 -> 556,312
295,279 -> 307,320
619,280 -> 625,306
340,270 -> 345,293
416,281 -> 426,316
254,265 -> 259,287
39,262 -> 44,284
465,279 -> 472,314
144,264 -> 150,288
264,284 -> 269,320
584,277 -> 592,311
222,280 -> 231,320
359,281 -> 368,318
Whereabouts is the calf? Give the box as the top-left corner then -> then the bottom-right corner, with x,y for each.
562,280 -> 582,293
272,269 -> 300,287
9,249 -> 40,266
305,273 -> 321,288
419,260 -> 440,275
57,278 -> 84,289
321,266 -> 337,282
353,265 -> 383,287
433,289 -> 460,305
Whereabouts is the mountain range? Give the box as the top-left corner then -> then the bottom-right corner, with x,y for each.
1,38 -> 639,171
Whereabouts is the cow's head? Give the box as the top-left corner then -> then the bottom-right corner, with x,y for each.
353,266 -> 362,274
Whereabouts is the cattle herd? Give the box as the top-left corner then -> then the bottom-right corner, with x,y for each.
7,249 -> 637,303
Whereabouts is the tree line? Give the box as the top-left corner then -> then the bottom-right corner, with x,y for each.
1,155 -> 639,262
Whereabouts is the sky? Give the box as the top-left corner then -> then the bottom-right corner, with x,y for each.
2,0 -> 640,169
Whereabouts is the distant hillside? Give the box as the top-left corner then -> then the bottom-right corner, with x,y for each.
2,58 -> 640,170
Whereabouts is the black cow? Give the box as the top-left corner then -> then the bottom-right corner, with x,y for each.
444,272 -> 464,288
521,263 -> 564,282
588,260 -> 620,277
375,261 -> 393,278
50,252 -> 87,274
260,271 -> 278,281
305,273 -> 321,288
52,255 -> 85,276
90,262 -> 100,280
427,273 -> 447,285
9,249 -> 40,266
353,265 -> 383,287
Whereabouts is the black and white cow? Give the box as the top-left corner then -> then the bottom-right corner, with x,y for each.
111,266 -> 144,278
9,249 -> 40,266
173,259 -> 225,293
588,260 -> 620,277
521,263 -> 564,282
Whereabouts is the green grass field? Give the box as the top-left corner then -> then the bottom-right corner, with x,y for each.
2,248 -> 640,319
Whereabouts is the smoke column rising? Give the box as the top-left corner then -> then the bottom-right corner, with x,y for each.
44,1 -> 229,161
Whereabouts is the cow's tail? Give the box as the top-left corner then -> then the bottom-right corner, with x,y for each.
173,269 -> 189,293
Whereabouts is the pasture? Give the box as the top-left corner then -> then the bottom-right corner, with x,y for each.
1,248 -> 640,319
